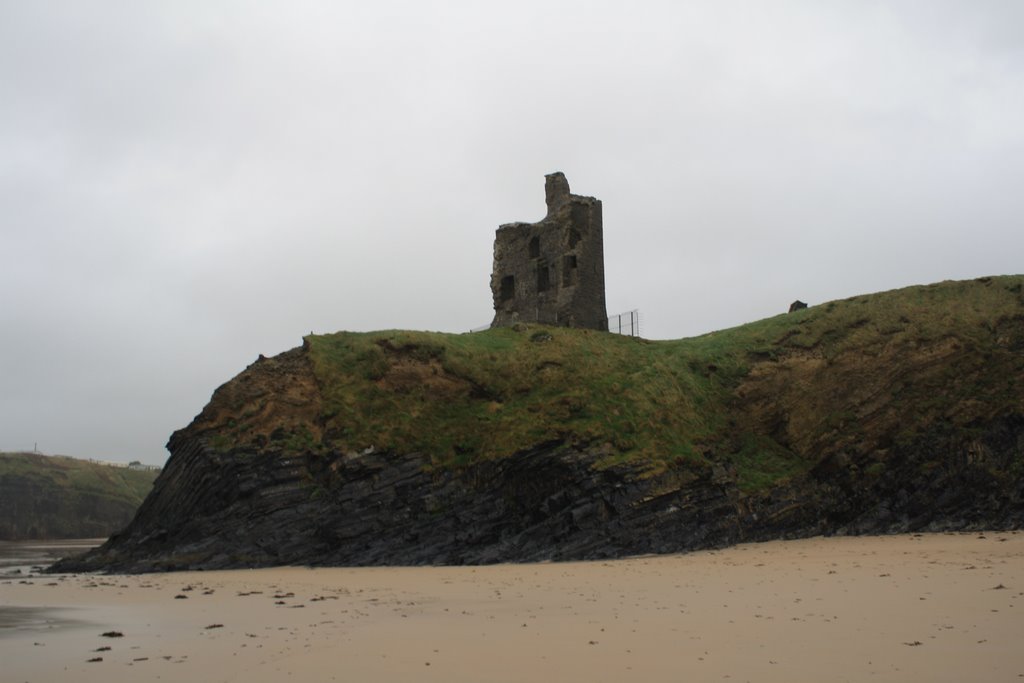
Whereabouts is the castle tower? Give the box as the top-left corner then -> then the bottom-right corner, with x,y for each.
490,173 -> 608,331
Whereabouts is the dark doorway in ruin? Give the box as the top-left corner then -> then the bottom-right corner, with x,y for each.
529,236 -> 540,258
537,265 -> 551,292
500,275 -> 515,302
562,254 -> 578,286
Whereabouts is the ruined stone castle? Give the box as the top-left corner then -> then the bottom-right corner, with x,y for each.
490,173 -> 608,331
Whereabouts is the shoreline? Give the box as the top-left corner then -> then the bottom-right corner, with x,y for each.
0,539 -> 103,576
3,532 -> 1023,682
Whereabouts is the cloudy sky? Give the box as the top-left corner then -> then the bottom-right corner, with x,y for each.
2,2 -> 1022,464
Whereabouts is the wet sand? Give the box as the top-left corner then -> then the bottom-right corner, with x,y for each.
2,532 -> 1022,682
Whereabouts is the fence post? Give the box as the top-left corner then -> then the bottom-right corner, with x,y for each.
606,309 -> 641,337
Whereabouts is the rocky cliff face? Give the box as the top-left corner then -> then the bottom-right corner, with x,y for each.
53,277 -> 1024,573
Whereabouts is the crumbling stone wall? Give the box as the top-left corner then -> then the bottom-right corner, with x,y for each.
490,172 -> 608,331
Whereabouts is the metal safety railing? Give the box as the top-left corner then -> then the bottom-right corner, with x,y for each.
607,309 -> 640,337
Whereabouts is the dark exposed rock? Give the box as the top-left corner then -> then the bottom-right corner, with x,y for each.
51,413 -> 1024,573
789,300 -> 808,312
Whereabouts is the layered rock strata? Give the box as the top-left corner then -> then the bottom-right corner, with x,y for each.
52,277 -> 1024,573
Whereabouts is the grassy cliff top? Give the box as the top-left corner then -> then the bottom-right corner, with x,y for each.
0,452 -> 160,508
198,276 -> 1024,491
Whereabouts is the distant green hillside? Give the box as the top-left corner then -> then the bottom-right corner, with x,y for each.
0,452 -> 160,540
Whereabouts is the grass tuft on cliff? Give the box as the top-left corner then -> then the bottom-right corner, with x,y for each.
210,276 -> 1024,492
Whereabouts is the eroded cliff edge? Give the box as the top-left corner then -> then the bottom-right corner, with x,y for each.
53,276 -> 1024,572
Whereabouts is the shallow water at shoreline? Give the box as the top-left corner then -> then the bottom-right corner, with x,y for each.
0,605 -> 89,636
0,538 -> 101,576
0,541 -> 102,639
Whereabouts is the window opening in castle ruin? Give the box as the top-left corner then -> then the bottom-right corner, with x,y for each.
529,236 -> 540,258
500,275 -> 515,302
537,264 -> 551,292
562,254 -> 578,286
568,228 -> 581,249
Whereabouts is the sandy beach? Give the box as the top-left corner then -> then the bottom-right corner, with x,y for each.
2,532 -> 1022,682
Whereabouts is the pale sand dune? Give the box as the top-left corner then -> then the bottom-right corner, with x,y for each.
2,533 -> 1022,682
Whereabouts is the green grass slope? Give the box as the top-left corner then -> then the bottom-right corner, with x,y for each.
0,452 -> 160,539
198,275 -> 1024,495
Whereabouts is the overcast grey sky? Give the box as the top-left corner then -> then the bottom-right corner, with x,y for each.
2,1 -> 1022,464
